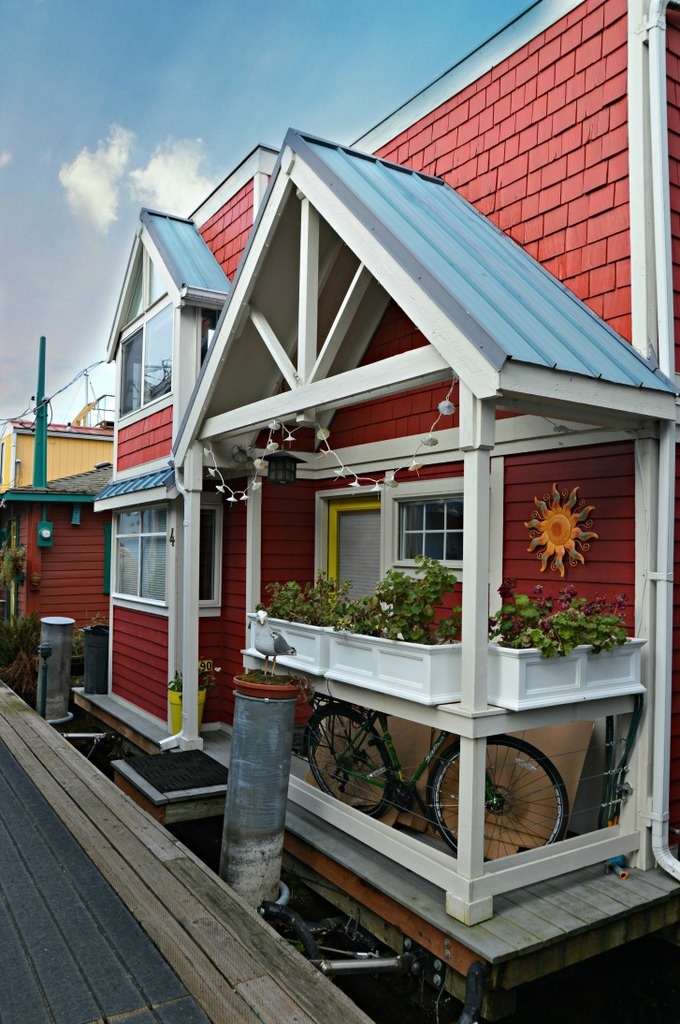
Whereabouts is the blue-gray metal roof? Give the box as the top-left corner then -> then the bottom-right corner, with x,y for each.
95,466 -> 174,501
288,131 -> 676,394
141,209 -> 230,296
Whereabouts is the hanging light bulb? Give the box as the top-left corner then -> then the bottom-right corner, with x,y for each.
267,420 -> 281,431
208,466 -> 216,476
266,440 -> 280,453
316,426 -> 330,440
438,399 -> 455,416
251,479 -> 262,491
421,434 -> 439,447
408,460 -> 423,473
253,457 -> 267,471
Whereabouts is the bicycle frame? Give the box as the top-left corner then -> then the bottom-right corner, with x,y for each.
333,704 -> 452,794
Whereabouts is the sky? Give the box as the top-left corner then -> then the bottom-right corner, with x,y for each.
0,0 -> 533,429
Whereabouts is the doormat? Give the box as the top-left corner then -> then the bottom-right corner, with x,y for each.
122,750 -> 228,793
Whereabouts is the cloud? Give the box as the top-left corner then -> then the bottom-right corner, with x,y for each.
128,138 -> 217,215
0,152 -> 12,168
59,124 -> 134,232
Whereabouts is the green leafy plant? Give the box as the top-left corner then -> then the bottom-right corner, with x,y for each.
168,664 -> 220,693
334,555 -> 461,644
0,612 -> 41,702
261,572 -> 352,626
0,545 -> 26,588
488,579 -> 629,658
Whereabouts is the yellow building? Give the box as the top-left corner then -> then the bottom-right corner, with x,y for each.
0,419 -> 113,492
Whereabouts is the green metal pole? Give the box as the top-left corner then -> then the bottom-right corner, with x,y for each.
33,336 -> 47,490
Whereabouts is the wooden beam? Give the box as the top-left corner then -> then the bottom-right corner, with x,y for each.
249,305 -> 300,390
200,346 -> 452,441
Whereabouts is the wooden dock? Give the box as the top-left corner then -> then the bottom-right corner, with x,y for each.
0,683 -> 373,1024
75,688 -> 680,1020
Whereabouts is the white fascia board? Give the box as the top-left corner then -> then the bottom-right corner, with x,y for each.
354,0 -> 585,155
288,158 -> 501,399
191,145 -> 279,228
106,233 -> 141,362
499,361 -> 678,425
199,345 -> 452,442
173,164 -> 296,466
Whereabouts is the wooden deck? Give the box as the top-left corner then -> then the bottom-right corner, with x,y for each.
75,689 -> 680,1021
0,684 -> 372,1024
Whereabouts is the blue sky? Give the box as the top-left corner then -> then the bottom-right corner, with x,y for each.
0,0 -> 532,427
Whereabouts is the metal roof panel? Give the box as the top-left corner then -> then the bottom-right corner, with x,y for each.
292,132 -> 676,395
95,466 -> 175,501
141,210 -> 230,296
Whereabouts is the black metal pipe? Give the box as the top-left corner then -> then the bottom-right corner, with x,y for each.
457,961 -> 489,1024
259,900 -> 320,960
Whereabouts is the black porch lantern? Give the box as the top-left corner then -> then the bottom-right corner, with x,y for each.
263,451 -> 304,485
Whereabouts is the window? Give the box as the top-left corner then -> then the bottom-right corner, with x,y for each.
115,507 -> 167,601
120,303 -> 172,414
200,309 -> 218,364
198,504 -> 222,606
399,497 -> 463,561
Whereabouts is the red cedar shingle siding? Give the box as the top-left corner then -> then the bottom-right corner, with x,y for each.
374,0 -> 632,339
200,180 -> 255,280
117,407 -> 173,470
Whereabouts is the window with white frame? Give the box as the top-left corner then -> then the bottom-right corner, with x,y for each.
115,507 -> 167,602
382,477 -> 464,569
198,502 -> 222,607
120,302 -> 173,415
399,496 -> 463,561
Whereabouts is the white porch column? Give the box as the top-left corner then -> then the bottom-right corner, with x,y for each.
178,441 -> 203,750
453,385 -> 495,913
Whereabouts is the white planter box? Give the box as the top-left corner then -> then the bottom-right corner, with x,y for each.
325,631 -> 462,705
245,614 -> 331,676
487,639 -> 646,711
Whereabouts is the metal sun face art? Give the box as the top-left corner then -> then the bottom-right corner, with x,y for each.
525,483 -> 598,577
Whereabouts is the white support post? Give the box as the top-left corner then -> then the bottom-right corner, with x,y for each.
178,442 -> 203,750
453,384 -> 496,895
298,196 -> 319,383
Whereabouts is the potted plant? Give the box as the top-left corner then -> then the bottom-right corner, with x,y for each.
233,667 -> 315,703
487,579 -> 646,710
167,663 -> 219,733
326,555 -> 463,705
245,572 -> 352,675
0,544 -> 26,588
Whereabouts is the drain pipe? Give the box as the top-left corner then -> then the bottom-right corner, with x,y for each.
646,0 -> 680,880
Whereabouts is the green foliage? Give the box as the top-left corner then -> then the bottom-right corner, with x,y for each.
0,545 -> 26,588
262,572 -> 352,626
168,664 -> 219,692
0,612 -> 41,668
488,579 -> 629,658
334,555 -> 461,645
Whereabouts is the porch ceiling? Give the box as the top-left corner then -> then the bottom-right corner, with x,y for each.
175,130 -> 678,461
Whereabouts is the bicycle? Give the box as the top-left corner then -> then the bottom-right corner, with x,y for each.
305,697 -> 569,856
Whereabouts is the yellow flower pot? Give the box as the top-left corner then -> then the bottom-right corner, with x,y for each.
168,687 -> 207,733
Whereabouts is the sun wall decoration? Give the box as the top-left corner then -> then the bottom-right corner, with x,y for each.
525,483 -> 598,577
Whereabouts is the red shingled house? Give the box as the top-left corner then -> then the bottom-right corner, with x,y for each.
87,0 -> 680,1007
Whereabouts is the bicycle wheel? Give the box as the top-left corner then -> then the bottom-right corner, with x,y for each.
307,704 -> 393,817
428,735 -> 569,857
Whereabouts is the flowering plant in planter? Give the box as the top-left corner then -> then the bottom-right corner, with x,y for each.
333,555 -> 462,644
488,579 -> 629,658
168,664 -> 220,692
260,572 -> 352,626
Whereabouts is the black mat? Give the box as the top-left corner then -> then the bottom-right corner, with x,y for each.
123,751 -> 228,793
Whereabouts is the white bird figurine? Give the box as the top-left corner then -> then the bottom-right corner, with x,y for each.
251,609 -> 296,673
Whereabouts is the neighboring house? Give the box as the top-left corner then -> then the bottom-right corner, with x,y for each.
90,0 -> 680,956
0,417 -> 113,492
0,465 -> 113,625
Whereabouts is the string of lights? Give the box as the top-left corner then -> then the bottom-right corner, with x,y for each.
205,375 -> 458,506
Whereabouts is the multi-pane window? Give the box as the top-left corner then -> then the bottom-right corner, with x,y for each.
116,508 -> 167,601
399,498 -> 464,561
199,506 -> 219,602
120,303 -> 173,415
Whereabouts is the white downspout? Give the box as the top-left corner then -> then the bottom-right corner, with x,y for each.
646,0 -> 680,878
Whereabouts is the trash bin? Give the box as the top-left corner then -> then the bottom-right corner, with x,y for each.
83,625 -> 109,695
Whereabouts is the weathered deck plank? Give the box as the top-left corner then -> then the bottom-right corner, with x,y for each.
0,685 -> 372,1024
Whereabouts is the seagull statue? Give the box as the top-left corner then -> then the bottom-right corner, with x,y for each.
251,609 -> 297,673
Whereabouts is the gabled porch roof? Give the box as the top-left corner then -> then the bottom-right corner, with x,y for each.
175,129 -> 677,463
